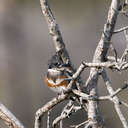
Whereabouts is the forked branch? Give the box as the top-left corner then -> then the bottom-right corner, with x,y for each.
37,0 -> 128,128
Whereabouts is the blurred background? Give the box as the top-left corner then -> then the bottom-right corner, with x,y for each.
0,0 -> 128,127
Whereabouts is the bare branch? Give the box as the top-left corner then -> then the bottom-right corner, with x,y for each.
82,61 -> 115,68
64,61 -> 128,84
52,100 -> 73,128
120,30 -> 128,63
66,63 -> 85,91
70,120 -> 89,128
0,102 -> 24,128
99,82 -> 128,101
114,103 -> 128,128
39,0 -> 128,128
73,82 -> 128,101
39,0 -> 72,66
110,44 -> 118,62
124,30 -> 128,41
84,122 -> 97,128
121,101 -> 128,108
109,82 -> 128,98
53,100 -> 82,128
84,0 -> 121,127
59,120 -> 63,128
72,89 -> 91,100
113,26 -> 128,34
82,61 -> 128,71
101,69 -> 128,128
47,110 -> 51,128
107,56 -> 120,61
34,94 -> 69,128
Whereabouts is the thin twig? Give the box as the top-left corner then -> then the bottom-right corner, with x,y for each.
53,107 -> 74,128
99,82 -> 128,101
110,44 -> 118,62
124,30 -> 128,42
83,61 -> 128,71
53,100 -> 82,128
72,89 -> 91,100
70,120 -> 89,128
113,26 -> 128,34
120,30 -> 128,62
102,69 -> 128,128
47,110 -> 51,128
72,82 -> 128,101
52,100 -> 74,128
0,102 -> 24,128
66,63 -> 86,91
84,122 -> 96,128
109,82 -> 128,98
64,61 -> 128,83
107,56 -> 120,62
34,94 -> 69,128
121,101 -> 128,108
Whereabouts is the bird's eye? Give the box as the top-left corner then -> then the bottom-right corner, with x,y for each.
55,63 -> 58,66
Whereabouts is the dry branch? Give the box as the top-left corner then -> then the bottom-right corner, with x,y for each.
39,0 -> 72,67
102,70 -> 128,128
52,100 -> 74,128
0,102 -> 24,128
71,120 -> 89,128
35,94 -> 69,128
85,0 -> 120,127
114,26 -> 128,33
37,0 -> 128,128
72,83 -> 128,101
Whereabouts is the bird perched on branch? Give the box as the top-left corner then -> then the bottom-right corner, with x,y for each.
45,52 -> 73,94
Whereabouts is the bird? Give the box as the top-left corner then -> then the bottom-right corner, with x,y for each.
45,53 -> 87,105
45,53 -> 73,94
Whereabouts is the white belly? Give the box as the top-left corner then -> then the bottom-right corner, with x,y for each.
49,86 -> 67,93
